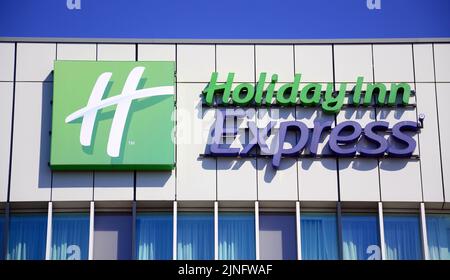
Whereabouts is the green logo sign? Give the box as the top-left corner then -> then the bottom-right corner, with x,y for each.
50,61 -> 175,171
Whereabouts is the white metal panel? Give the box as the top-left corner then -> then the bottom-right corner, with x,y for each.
294,45 -> 333,82
373,44 -> 414,82
136,43 -> 176,201
434,44 -> 450,82
337,107 -> 380,202
415,83 -> 444,202
216,45 -> 255,83
137,44 -> 175,61
177,45 -> 215,82
436,84 -> 450,202
97,44 -> 135,61
379,159 -> 422,202
334,44 -> 373,83
176,83 -> 216,200
93,172 -> 134,201
298,159 -> 338,201
0,43 -> 15,81
255,45 -> 294,83
135,171 -> 175,200
56,44 -> 96,60
52,43 -> 96,201
217,158 -> 257,200
0,82 -> 13,202
93,44 -> 136,201
16,43 -> 56,82
10,82 -> 52,201
413,44 -> 434,83
257,107 -> 298,200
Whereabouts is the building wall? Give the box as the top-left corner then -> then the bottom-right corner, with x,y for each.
0,42 -> 449,208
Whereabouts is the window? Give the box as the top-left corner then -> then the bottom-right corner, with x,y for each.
342,214 -> 380,260
219,212 -> 255,260
177,212 -> 214,260
136,212 -> 173,260
94,214 -> 132,260
0,216 -> 4,260
259,213 -> 296,260
51,213 -> 89,260
301,213 -> 338,260
426,214 -> 450,260
7,214 -> 47,260
384,214 -> 422,260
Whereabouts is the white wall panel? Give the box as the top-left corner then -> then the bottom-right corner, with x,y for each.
294,45 -> 333,82
0,82 -> 13,201
413,44 -> 434,83
16,43 -> 56,82
337,107 -> 380,202
434,44 -> 450,82
94,44 -> 135,201
298,159 -> 338,201
436,84 -> 450,202
10,82 -> 52,201
373,44 -> 414,82
138,44 -> 175,61
56,44 -> 96,60
177,45 -> 215,82
176,83 -> 216,200
52,43 -> 96,201
377,104 -> 422,202
0,43 -> 15,81
415,83 -> 444,202
257,108 -> 298,200
256,45 -> 294,82
334,44 -> 373,83
216,45 -> 254,83
136,44 -> 176,201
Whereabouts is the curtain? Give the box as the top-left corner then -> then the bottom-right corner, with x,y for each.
384,215 -> 422,260
426,214 -> 450,260
51,213 -> 89,260
301,213 -> 338,260
342,215 -> 380,260
136,213 -> 173,260
177,212 -> 214,260
7,214 -> 47,260
0,217 -> 3,260
219,212 -> 255,260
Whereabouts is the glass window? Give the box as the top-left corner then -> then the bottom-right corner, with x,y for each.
259,213 -> 296,260
51,213 -> 89,260
301,213 -> 338,260
0,216 -> 4,260
426,214 -> 450,260
7,214 -> 47,260
342,214 -> 380,260
384,214 -> 422,260
219,212 -> 255,260
136,212 -> 173,260
94,214 -> 132,260
177,212 -> 214,260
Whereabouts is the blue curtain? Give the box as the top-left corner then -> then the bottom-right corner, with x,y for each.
384,215 -> 422,260
0,217 -> 4,260
301,213 -> 338,260
51,213 -> 89,260
426,214 -> 450,260
136,213 -> 173,260
7,214 -> 47,260
177,212 -> 214,260
219,212 -> 255,260
342,214 -> 380,260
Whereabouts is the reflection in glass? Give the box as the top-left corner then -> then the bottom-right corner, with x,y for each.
259,213 -> 296,260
